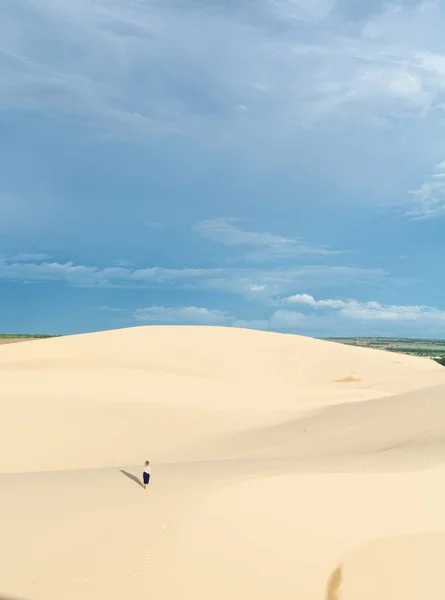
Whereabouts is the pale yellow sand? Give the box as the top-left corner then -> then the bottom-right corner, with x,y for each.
1,326 -> 445,600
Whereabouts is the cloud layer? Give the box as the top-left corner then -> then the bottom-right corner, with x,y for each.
407,159 -> 445,219
1,0 -> 445,336
194,219 -> 347,261
133,305 -> 305,332
5,210 -> 443,335
286,293 -> 445,324
131,295 -> 445,337
0,255 -> 384,298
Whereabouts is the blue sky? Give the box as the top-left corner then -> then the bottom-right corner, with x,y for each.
1,0 -> 445,337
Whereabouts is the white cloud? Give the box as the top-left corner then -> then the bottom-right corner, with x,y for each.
112,259 -> 135,267
0,258 -> 131,286
133,305 -> 305,332
194,218 -> 347,261
134,306 -> 233,326
194,218 -> 291,247
0,256 -> 384,298
184,265 -> 386,298
99,305 -> 128,313
406,159 -> 445,218
245,245 -> 347,262
0,257 -> 212,287
249,284 -> 268,292
268,309 -> 306,329
286,293 -> 346,308
285,293 -> 445,323
122,292 -> 445,336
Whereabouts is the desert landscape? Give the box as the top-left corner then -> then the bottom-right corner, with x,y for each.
1,325 -> 445,600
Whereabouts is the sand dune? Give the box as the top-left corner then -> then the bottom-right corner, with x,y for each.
1,326 -> 445,599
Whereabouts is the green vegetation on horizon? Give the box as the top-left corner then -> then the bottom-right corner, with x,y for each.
325,336 -> 445,367
0,334 -> 58,339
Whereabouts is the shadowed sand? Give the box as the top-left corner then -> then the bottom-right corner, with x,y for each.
1,326 -> 445,600
325,566 -> 342,600
120,470 -> 144,489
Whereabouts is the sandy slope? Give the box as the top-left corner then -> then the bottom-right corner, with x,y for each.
1,326 -> 445,600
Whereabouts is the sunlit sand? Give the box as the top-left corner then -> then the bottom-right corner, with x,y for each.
1,326 -> 445,599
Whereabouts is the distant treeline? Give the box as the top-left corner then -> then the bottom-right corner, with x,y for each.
326,337 -> 445,345
435,357 -> 445,367
388,348 -> 444,355
0,334 -> 59,339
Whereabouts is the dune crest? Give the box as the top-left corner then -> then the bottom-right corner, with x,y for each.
1,326 -> 445,600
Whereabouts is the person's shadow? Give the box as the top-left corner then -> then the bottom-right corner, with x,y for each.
120,470 -> 144,489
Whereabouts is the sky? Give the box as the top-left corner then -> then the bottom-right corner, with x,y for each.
0,0 -> 445,338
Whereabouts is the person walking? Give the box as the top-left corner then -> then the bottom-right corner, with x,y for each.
143,461 -> 151,489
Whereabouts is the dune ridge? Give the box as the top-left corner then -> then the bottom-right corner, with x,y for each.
1,326 -> 445,600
